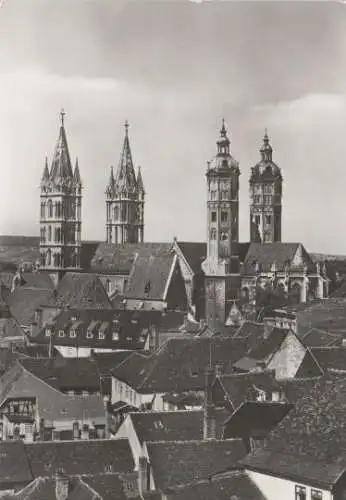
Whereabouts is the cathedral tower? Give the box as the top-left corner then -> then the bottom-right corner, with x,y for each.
201,120 -> 241,326
249,131 -> 283,243
105,122 -> 145,244
39,110 -> 82,279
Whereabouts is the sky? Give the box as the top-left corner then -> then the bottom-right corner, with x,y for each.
0,0 -> 345,253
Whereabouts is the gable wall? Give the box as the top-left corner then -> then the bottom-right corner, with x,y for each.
268,332 -> 306,379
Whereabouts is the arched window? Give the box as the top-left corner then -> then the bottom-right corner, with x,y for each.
210,228 -> 216,240
48,199 -> 53,218
40,202 -> 45,218
220,231 -> 228,241
46,249 -> 51,266
48,226 -> 52,242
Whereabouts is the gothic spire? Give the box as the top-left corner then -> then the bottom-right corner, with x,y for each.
41,156 -> 50,185
136,166 -> 145,194
73,157 -> 82,185
114,121 -> 137,194
50,109 -> 74,184
106,166 -> 115,197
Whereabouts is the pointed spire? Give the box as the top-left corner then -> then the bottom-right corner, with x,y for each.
136,166 -> 145,194
114,121 -> 137,194
50,109 -> 74,184
220,117 -> 227,138
73,157 -> 82,185
41,156 -> 50,185
260,128 -> 273,162
106,166 -> 115,197
216,118 -> 230,156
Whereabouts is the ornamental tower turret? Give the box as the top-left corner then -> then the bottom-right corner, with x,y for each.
39,110 -> 82,280
249,130 -> 283,243
202,120 -> 241,327
106,122 -> 145,244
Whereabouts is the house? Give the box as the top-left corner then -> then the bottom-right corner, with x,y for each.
242,373 -> 346,500
0,359 -> 108,441
111,337 -> 249,412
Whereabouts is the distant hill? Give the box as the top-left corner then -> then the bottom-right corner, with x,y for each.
310,253 -> 346,262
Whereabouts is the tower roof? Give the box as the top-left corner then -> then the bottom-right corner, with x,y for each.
250,129 -> 282,182
207,119 -> 239,173
114,121 -> 138,194
136,166 -> 145,194
49,109 -> 74,183
73,157 -> 82,186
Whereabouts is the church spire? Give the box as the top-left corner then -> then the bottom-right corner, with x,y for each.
106,166 -> 115,197
114,120 -> 137,194
50,108 -> 74,184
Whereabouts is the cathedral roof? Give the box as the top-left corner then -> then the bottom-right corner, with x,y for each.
49,110 -> 74,184
114,121 -> 138,195
250,130 -> 282,182
242,242 -> 313,274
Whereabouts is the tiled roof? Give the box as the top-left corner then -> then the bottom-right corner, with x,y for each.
295,299 -> 346,337
303,328 -> 342,347
0,347 -> 19,373
32,309 -> 150,351
7,287 -> 54,326
242,449 -> 346,489
129,410 -> 203,444
83,473 -> 141,500
294,349 -> 324,378
20,272 -> 55,291
176,242 -> 207,274
113,337 -> 248,394
24,439 -> 134,477
168,470 -> 266,500
19,357 -> 101,392
223,402 -> 293,440
93,351 -> 134,376
146,439 -> 247,491
126,253 -> 175,300
244,327 -> 289,361
40,394 -> 106,424
90,242 -> 172,274
310,347 -> 346,373
256,373 -> 346,463
232,321 -> 264,339
0,441 -> 33,487
242,242 -> 311,274
281,377 -> 322,404
215,371 -> 283,410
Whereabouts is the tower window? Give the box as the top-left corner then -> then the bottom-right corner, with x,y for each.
221,211 -> 228,222
265,215 -> 272,225
210,191 -> 217,201
220,231 -> 228,241
210,228 -> 216,240
264,196 -> 272,204
48,226 -> 52,242
211,211 -> 217,222
48,199 -> 53,218
254,196 -> 261,204
255,215 -> 260,225
220,190 -> 228,200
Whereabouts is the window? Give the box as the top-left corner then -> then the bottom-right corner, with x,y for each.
264,195 -> 272,205
45,329 -> 51,337
86,331 -> 93,339
48,199 -> 53,218
210,228 -> 216,240
311,490 -> 322,500
210,191 -> 216,200
70,330 -> 76,338
295,486 -> 306,500
220,231 -> 228,241
58,330 -> 65,337
48,226 -> 52,242
220,190 -> 228,200
112,332 -> 119,341
99,332 -> 105,340
255,215 -> 260,225
265,215 -> 272,225
254,196 -> 261,204
221,211 -> 228,223
211,211 -> 217,222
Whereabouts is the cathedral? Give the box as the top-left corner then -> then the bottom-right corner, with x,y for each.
37,111 -> 329,327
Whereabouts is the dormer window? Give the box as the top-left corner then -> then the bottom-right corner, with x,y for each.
98,332 -> 105,340
112,332 -> 119,341
295,486 -> 306,500
58,330 -> 65,338
86,331 -> 93,339
45,329 -> 51,337
70,330 -> 76,338
144,280 -> 151,295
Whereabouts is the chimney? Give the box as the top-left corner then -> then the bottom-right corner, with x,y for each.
72,421 -> 79,440
81,423 -> 89,440
138,456 -> 148,494
263,323 -> 273,340
55,469 -> 70,500
203,366 -> 216,440
103,396 -> 109,438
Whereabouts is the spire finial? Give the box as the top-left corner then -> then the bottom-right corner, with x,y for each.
264,128 -> 269,143
220,117 -> 227,137
124,120 -> 129,136
60,108 -> 66,127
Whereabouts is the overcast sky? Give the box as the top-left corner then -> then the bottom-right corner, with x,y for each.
0,0 -> 345,253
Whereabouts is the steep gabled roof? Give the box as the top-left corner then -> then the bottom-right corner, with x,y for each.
242,242 -> 312,274
8,287 -> 54,326
0,441 -> 33,487
303,328 -> 342,347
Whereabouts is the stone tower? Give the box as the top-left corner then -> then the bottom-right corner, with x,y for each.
105,122 -> 145,244
39,110 -> 82,281
201,120 -> 241,327
249,131 -> 283,243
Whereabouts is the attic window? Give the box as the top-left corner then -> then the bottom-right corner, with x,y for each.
58,330 -> 65,337
112,332 -> 119,341
131,319 -> 138,325
86,331 -> 93,339
295,486 -> 306,500
98,332 -> 105,340
144,281 -> 151,294
45,329 -> 51,337
70,330 -> 76,338
104,464 -> 113,473
153,421 -> 164,430
311,490 -> 322,500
